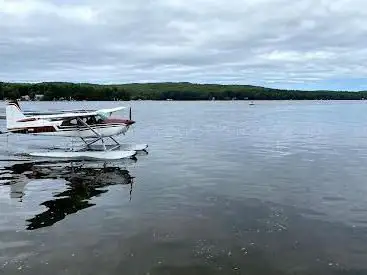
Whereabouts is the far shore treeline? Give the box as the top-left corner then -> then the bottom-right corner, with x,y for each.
1,82 -> 367,101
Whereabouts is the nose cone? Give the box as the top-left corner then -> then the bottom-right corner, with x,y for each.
126,120 -> 135,126
101,118 -> 135,126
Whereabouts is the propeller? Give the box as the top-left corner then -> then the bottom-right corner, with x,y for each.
128,106 -> 135,136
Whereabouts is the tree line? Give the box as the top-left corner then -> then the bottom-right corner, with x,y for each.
0,81 -> 366,101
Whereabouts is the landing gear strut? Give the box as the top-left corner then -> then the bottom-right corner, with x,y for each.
76,118 -> 122,152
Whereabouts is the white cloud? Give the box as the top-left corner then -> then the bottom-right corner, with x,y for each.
0,0 -> 367,89
260,50 -> 335,62
0,0 -> 97,23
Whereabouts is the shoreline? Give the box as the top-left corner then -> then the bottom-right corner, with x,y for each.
2,82 -> 367,101
1,98 -> 367,103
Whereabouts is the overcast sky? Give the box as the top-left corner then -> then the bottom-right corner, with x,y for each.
1,0 -> 366,90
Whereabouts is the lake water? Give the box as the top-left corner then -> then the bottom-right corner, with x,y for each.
1,100 -> 367,274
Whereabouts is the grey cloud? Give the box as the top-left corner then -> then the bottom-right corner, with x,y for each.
0,0 -> 367,88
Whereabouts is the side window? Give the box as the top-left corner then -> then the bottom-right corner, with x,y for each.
61,119 -> 75,126
96,115 -> 104,124
86,116 -> 97,125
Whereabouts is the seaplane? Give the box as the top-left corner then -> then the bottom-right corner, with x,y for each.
3,100 -> 148,160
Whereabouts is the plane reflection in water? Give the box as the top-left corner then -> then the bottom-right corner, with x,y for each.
3,158 -> 139,230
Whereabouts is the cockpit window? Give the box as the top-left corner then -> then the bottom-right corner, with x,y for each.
60,116 -> 103,127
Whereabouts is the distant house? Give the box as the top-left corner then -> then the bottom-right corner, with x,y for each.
34,94 -> 44,101
20,95 -> 30,101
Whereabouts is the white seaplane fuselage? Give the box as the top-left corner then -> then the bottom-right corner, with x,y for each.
10,118 -> 129,138
6,101 -> 134,139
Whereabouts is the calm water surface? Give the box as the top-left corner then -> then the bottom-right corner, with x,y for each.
1,100 -> 367,274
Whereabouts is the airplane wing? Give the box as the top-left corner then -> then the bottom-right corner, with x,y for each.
17,106 -> 126,121
96,106 -> 127,119
97,106 -> 126,115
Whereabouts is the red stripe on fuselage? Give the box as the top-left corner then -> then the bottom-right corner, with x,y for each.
8,126 -> 56,134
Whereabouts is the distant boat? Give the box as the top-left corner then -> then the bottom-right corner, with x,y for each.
249,101 -> 255,105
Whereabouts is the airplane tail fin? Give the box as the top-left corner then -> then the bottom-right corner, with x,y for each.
6,100 -> 25,129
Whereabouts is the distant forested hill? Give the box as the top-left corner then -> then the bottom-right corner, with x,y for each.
0,82 -> 366,101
